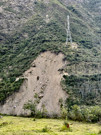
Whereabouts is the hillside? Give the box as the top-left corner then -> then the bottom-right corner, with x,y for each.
0,0 -> 101,117
0,52 -> 67,116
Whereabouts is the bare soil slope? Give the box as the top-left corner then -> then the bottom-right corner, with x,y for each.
0,51 -> 67,116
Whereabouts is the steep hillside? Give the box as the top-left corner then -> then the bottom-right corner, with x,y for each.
0,0 -> 101,116
0,52 -> 67,116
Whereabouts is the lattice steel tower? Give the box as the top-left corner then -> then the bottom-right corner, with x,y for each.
66,15 -> 72,45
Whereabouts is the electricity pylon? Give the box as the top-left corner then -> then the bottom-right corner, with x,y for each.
66,15 -> 72,45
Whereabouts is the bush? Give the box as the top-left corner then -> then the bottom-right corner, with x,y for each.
0,78 -> 24,104
42,126 -> 51,132
98,130 -> 101,134
0,122 -> 9,127
63,74 -> 101,106
23,101 -> 38,117
68,105 -> 101,122
23,101 -> 47,118
60,120 -> 72,132
60,107 -> 67,119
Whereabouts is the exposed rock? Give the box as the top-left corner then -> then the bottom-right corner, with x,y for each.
0,78 -> 2,81
0,51 -> 67,116
71,42 -> 78,49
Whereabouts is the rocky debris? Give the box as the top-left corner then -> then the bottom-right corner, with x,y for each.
0,78 -> 2,81
0,51 -> 67,116
71,42 -> 78,49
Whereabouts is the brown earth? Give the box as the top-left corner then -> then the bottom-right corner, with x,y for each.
0,51 -> 67,116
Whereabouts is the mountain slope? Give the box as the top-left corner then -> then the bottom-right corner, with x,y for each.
0,0 -> 101,116
0,0 -> 101,77
0,51 -> 67,116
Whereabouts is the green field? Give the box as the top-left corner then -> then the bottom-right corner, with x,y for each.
0,116 -> 101,135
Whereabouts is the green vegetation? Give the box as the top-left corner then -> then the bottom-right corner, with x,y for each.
62,74 -> 101,106
68,105 -> 101,123
23,101 -> 43,118
1,0 -> 101,79
0,2 -> 5,6
41,126 -> 51,132
0,0 -> 101,122
0,116 -> 100,135
23,101 -> 47,118
61,75 -> 101,122
4,7 -> 16,13
0,78 -> 24,104
60,120 -> 71,131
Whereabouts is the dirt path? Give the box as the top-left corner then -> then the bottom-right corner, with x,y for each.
0,51 -> 67,116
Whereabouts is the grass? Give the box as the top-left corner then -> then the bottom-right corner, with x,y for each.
0,116 -> 101,135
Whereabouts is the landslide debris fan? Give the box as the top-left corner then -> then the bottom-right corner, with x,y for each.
0,52 -> 67,116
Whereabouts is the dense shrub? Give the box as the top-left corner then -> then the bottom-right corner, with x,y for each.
23,101 -> 47,118
63,74 -> 101,106
68,105 -> 101,122
41,126 -> 51,132
98,130 -> 101,134
0,78 -> 24,104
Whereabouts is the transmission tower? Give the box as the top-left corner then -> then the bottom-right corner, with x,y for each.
66,15 -> 72,45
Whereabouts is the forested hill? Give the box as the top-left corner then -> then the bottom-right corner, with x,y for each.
0,0 -> 101,112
